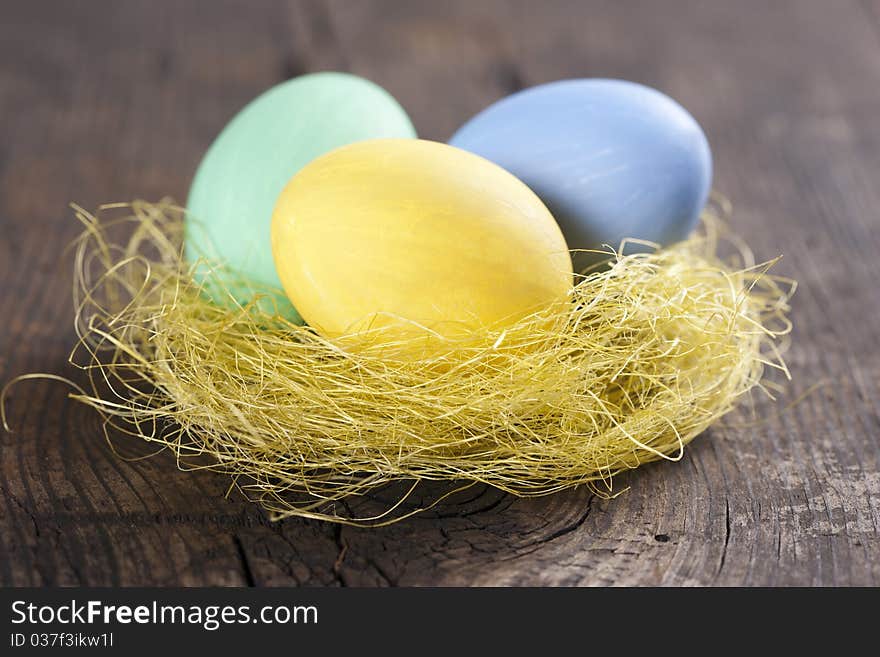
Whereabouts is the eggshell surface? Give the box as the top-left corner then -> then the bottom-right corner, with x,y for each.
186,72 -> 416,320
271,139 -> 573,351
449,79 -> 712,270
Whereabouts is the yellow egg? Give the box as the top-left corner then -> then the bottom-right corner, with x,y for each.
271,138 -> 572,355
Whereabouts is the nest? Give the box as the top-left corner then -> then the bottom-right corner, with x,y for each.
29,199 -> 793,525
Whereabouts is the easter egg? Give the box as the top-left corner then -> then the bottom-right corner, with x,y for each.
186,72 -> 416,320
271,139 -> 573,354
449,79 -> 712,270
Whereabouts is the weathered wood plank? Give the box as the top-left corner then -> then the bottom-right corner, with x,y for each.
0,0 -> 878,586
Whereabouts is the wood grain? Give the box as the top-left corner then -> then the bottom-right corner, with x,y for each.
1,0 -> 878,586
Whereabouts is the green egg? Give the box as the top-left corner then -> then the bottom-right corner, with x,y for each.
186,72 -> 416,322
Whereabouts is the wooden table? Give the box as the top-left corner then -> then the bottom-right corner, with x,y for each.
2,0 -> 878,586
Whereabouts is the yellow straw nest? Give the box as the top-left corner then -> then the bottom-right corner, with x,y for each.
51,198 -> 792,525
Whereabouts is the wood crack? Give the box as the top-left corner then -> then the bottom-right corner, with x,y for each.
543,494 -> 596,543
367,556 -> 395,587
232,535 -> 256,587
718,499 -> 731,577
332,523 -> 348,587
1,484 -> 40,538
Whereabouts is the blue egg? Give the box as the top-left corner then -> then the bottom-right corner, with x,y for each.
449,79 -> 712,270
